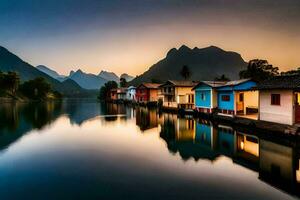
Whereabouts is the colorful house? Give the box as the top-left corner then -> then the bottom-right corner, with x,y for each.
257,75 -> 300,125
159,80 -> 198,109
126,86 -> 136,101
116,88 -> 127,100
216,79 -> 258,118
109,88 -> 117,100
135,83 -> 160,103
192,81 -> 227,113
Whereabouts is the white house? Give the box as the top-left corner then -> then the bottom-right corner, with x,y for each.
126,86 -> 136,101
257,75 -> 300,125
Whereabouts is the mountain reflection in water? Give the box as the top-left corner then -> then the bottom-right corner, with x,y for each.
0,100 -> 299,199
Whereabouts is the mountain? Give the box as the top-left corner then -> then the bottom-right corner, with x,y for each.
121,73 -> 134,82
130,45 -> 247,86
0,46 -> 87,96
36,65 -> 66,81
69,69 -> 107,90
98,70 -> 119,82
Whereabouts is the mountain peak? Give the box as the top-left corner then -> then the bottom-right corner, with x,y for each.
178,45 -> 191,52
204,45 -> 225,52
76,69 -> 83,74
166,48 -> 177,57
98,70 -> 119,82
120,73 -> 134,82
69,70 -> 75,76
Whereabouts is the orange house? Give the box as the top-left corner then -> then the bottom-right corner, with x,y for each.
136,83 -> 161,103
110,88 -> 117,100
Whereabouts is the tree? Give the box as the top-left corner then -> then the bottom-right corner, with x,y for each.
180,65 -> 191,80
239,59 -> 279,83
214,74 -> 230,81
281,67 -> 300,76
98,81 -> 118,100
19,77 -> 52,99
151,78 -> 161,83
120,77 -> 127,87
0,71 -> 20,95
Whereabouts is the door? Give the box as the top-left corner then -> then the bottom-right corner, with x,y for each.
236,93 -> 244,114
295,93 -> 300,123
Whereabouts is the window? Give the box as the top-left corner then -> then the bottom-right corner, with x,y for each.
201,93 -> 205,101
221,95 -> 230,101
188,94 -> 194,103
239,93 -> 244,102
271,94 -> 280,105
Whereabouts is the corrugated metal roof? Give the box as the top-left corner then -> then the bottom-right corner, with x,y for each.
257,75 -> 300,90
221,78 -> 251,87
160,80 -> 199,87
192,81 -> 227,90
139,83 -> 161,89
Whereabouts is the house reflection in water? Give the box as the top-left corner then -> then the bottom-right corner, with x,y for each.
102,103 -> 134,121
136,107 -> 158,131
159,114 -> 300,196
216,125 -> 235,157
234,132 -> 259,170
160,115 -> 220,161
259,139 -> 300,195
175,117 -> 195,141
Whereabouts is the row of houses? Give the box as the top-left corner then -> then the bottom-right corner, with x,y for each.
108,75 -> 300,126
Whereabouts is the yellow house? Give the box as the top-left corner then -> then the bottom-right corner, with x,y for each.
159,80 -> 198,110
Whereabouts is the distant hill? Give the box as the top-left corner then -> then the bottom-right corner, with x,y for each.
130,45 -> 247,86
98,70 -> 119,82
36,65 -> 66,81
69,69 -> 107,90
121,73 -> 134,82
36,65 -> 126,89
0,46 -> 88,96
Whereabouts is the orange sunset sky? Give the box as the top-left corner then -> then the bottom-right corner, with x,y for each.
1,0 -> 299,76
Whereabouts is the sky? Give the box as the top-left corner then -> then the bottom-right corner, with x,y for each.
0,0 -> 300,76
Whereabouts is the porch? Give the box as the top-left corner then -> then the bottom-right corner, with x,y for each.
235,90 -> 259,120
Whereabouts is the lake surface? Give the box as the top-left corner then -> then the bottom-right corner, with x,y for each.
0,100 -> 299,199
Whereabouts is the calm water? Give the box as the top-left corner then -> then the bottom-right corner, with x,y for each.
0,100 -> 299,199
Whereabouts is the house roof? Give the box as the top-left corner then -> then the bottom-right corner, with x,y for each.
256,75 -> 300,90
138,83 -> 161,89
192,81 -> 227,90
216,79 -> 257,91
127,86 -> 136,89
221,79 -> 251,87
160,80 -> 199,87
117,87 -> 127,93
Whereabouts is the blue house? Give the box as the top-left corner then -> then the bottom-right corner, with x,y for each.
192,81 -> 227,113
216,79 -> 258,117
217,125 -> 235,156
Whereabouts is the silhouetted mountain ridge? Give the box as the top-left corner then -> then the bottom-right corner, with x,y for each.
130,45 -> 247,85
68,69 -> 107,90
0,46 -> 89,96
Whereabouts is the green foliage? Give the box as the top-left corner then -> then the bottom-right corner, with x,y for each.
180,65 -> 191,80
0,71 -> 20,95
281,67 -> 300,76
19,77 -> 52,100
214,74 -> 230,81
98,81 -> 118,100
120,77 -> 127,87
53,90 -> 63,99
151,78 -> 162,83
239,59 -> 279,83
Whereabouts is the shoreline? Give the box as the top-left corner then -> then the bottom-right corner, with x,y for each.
107,100 -> 300,137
